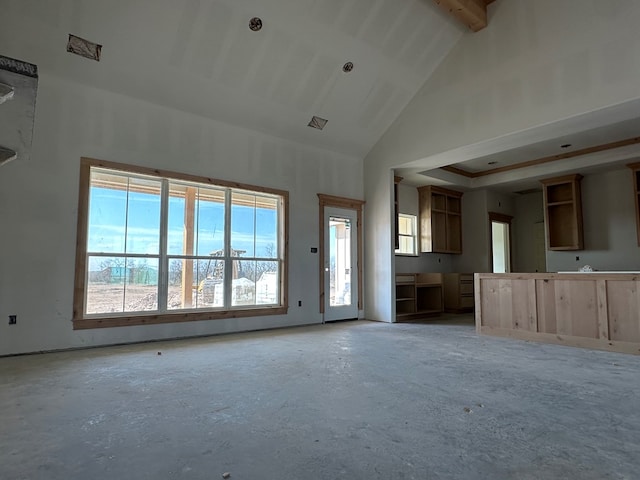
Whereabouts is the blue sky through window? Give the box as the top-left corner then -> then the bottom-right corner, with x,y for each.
87,186 -> 278,270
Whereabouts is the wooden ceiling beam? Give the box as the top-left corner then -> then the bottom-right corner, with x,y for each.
433,0 -> 489,32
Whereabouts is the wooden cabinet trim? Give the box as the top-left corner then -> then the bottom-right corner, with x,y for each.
628,162 -> 640,246
540,174 -> 584,251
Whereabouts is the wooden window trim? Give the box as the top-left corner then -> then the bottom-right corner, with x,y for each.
73,157 -> 289,329
395,213 -> 418,256
317,194 -> 365,313
628,162 -> 640,246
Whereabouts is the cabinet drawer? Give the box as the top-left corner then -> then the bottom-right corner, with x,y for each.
459,274 -> 473,282
460,295 -> 475,308
396,274 -> 415,284
460,283 -> 474,295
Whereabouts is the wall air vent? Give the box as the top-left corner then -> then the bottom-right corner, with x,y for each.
0,145 -> 17,166
0,83 -> 14,104
308,116 -> 328,130
0,55 -> 38,168
67,34 -> 102,61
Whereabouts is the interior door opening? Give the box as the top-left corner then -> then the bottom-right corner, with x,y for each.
489,212 -> 513,273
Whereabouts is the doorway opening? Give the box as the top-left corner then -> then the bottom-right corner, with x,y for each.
318,195 -> 364,322
489,212 -> 513,273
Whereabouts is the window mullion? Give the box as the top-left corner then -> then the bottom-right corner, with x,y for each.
157,179 -> 169,312
223,188 -> 233,308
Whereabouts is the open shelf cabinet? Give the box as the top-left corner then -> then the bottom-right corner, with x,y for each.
395,273 -> 443,320
540,174 -> 584,251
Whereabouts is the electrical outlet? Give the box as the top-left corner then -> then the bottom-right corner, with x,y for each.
298,300 -> 302,307
8,315 -> 17,325
576,256 -> 580,261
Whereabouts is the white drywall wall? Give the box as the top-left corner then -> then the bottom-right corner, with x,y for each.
451,190 -> 489,273
513,191 -> 545,273
363,163 -> 394,323
546,169 -> 640,272
0,74 -> 363,355
364,0 -> 640,321
397,183 -> 419,216
369,0 -> 640,170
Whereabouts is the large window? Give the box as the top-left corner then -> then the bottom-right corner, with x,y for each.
73,158 -> 288,329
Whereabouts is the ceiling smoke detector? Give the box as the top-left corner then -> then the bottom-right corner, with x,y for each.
249,17 -> 263,31
308,116 -> 328,130
342,62 -> 354,73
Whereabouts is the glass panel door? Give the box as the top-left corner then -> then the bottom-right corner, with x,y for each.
324,207 -> 358,321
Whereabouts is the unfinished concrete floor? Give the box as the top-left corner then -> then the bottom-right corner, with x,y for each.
1,317 -> 639,480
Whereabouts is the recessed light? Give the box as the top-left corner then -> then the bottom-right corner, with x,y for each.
308,116 -> 328,130
249,17 -> 263,31
561,143 -> 572,149
488,161 -> 498,165
342,62 -> 354,73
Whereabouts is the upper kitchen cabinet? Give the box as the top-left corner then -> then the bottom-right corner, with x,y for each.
540,174 -> 584,251
417,186 -> 463,254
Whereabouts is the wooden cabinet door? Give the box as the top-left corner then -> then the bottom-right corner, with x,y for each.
418,186 -> 463,254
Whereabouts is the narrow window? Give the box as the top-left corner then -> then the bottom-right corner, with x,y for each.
395,213 -> 418,256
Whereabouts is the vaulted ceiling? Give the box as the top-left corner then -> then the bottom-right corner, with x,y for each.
8,0 -> 634,194
1,0 -> 473,158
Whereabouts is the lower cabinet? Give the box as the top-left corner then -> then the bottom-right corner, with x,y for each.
443,273 -> 474,313
395,273 -> 443,320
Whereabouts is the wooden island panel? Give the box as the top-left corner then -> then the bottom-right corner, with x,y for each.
475,273 -> 640,355
607,280 -> 640,343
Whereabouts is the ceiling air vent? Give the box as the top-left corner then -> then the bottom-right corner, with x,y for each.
308,116 -> 328,131
67,34 -> 102,61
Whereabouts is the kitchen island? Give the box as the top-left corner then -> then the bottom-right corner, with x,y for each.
475,272 -> 640,355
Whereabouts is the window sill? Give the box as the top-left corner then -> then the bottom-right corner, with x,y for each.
72,306 -> 289,330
